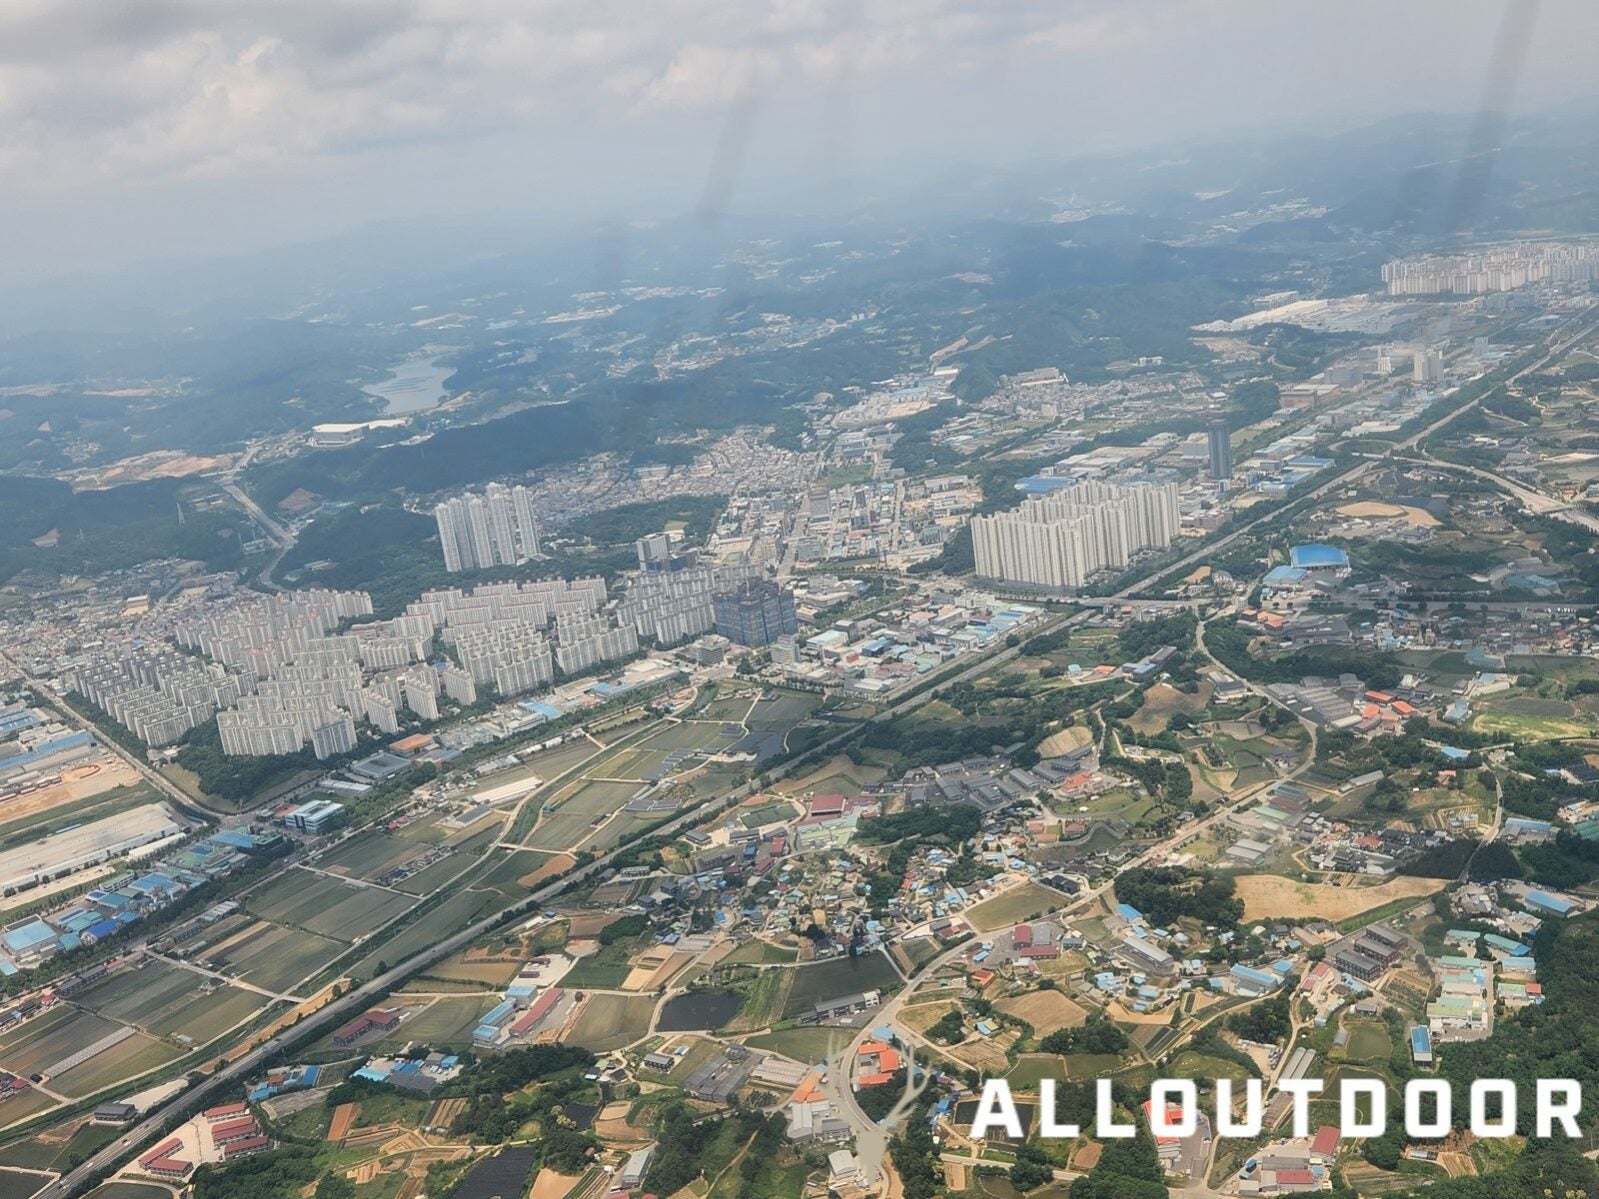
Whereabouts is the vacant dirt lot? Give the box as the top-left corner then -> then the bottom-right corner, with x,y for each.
1235,874 -> 1442,922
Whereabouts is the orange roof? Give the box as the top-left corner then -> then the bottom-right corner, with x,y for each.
971,968 -> 996,987
1142,1099 -> 1188,1144
790,1072 -> 826,1103
858,1072 -> 895,1087
1392,700 -> 1416,716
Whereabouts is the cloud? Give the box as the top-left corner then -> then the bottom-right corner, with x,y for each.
0,0 -> 1159,193
1,0 -> 1594,203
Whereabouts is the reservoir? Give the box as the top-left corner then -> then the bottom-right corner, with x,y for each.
363,355 -> 453,415
656,990 -> 743,1032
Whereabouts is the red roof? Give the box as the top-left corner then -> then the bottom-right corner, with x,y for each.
1019,945 -> 1059,959
204,1102 -> 248,1120
1012,924 -> 1033,946
223,1136 -> 272,1157
807,794 -> 846,816
1311,1124 -> 1341,1156
1275,1169 -> 1316,1186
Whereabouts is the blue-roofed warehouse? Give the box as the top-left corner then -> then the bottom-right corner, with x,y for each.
1290,544 -> 1350,570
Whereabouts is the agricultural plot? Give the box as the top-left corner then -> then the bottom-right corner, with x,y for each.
210,920 -> 348,994
742,1026 -> 855,1065
994,990 -> 1086,1033
964,882 -> 1067,931
568,994 -> 656,1053
528,779 -> 641,852
780,951 -> 900,1018
73,962 -> 269,1043
646,720 -> 744,752
475,848 -> 557,900
394,853 -> 474,896
1335,1019 -> 1393,1063
379,996 -> 496,1047
1234,875 -> 1442,923
317,831 -> 422,880
52,1033 -> 180,1098
349,888 -> 501,981
0,1007 -> 126,1077
0,1169 -> 46,1198
245,868 -> 415,941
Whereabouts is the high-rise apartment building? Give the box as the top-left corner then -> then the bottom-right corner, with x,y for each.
971,480 -> 1181,590
434,483 -> 542,572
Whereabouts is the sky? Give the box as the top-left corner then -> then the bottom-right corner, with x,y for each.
2,0 -> 1596,285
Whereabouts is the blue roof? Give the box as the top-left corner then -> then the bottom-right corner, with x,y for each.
1410,1026 -> 1432,1052
1289,544 -> 1350,569
1526,890 -> 1577,914
1263,565 -> 1307,585
1115,903 -> 1143,922
1,920 -> 55,952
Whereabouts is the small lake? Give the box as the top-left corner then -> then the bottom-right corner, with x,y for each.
362,355 -> 453,415
657,989 -> 744,1032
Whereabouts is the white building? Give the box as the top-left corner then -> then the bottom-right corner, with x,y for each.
971,479 -> 1181,589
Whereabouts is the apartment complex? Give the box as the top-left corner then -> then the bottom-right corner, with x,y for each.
617,563 -> 762,647
971,479 -> 1181,590
1382,241 -> 1599,296
434,482 -> 542,572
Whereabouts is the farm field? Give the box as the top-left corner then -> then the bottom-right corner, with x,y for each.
349,888 -> 501,981
210,920 -> 348,994
470,850 -> 559,895
0,1007 -> 127,1078
378,996 -> 496,1047
742,1025 -> 855,1064
245,868 -> 415,941
994,990 -> 1086,1033
965,882 -> 1068,931
84,1185 -> 175,1199
0,1168 -> 46,1198
568,994 -> 657,1053
780,952 -> 900,1018
317,831 -> 424,880
73,961 -> 269,1043
52,1032 -> 181,1098
1234,875 -> 1443,922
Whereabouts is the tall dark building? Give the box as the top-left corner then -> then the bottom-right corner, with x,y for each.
1207,419 -> 1233,482
712,580 -> 798,647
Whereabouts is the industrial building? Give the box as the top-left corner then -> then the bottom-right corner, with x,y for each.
0,803 -> 185,896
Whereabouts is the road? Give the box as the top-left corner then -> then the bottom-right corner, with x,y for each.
221,480 -> 296,589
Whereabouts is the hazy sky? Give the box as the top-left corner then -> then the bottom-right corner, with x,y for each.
2,0 -> 1595,284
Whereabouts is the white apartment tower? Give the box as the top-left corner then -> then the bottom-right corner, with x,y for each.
971,480 -> 1181,590
434,484 -> 543,572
